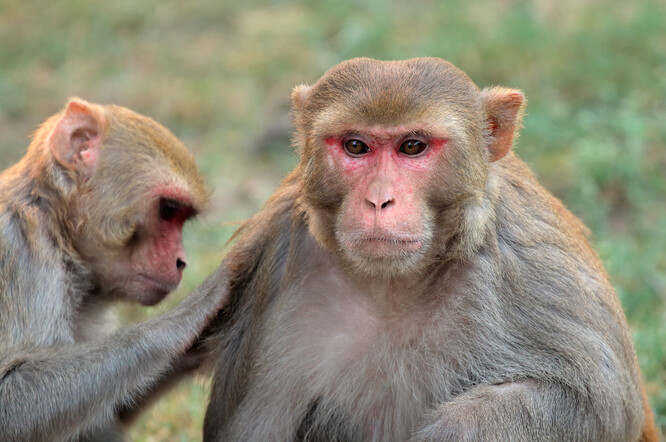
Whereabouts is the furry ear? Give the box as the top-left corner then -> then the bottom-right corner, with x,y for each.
291,84 -> 313,152
291,84 -> 312,113
49,98 -> 104,176
480,87 -> 525,162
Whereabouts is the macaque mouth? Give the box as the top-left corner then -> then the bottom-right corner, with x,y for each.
353,235 -> 423,256
362,237 -> 420,245
137,273 -> 180,294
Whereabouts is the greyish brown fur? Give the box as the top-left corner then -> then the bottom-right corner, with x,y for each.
0,99 -> 228,441
203,58 -> 657,441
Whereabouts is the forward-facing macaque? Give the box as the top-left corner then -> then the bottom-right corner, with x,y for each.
203,58 -> 658,441
0,99 -> 228,441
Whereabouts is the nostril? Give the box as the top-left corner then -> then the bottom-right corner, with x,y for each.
380,199 -> 393,209
176,258 -> 187,271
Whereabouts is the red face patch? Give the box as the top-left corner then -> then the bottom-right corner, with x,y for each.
324,128 -> 447,175
324,125 -> 448,261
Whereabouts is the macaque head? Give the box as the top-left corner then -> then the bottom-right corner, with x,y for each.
48,99 -> 209,305
292,58 -> 524,279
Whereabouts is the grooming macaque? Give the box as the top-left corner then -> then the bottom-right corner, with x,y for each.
0,99 -> 228,441
203,58 -> 658,441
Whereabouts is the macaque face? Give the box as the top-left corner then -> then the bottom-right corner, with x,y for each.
295,58 -> 490,279
323,124 -> 449,277
123,193 -> 196,305
74,181 -> 199,306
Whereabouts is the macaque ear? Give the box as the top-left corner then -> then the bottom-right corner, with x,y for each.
291,84 -> 312,113
50,98 -> 104,175
480,87 -> 525,162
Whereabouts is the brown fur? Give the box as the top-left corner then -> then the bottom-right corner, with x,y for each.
0,99 -> 227,441
203,58 -> 657,441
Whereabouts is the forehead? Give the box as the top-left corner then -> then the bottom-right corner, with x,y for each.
100,109 -> 205,194
308,58 -> 480,127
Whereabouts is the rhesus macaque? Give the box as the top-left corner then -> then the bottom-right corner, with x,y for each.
0,99 -> 228,441
203,58 -> 658,441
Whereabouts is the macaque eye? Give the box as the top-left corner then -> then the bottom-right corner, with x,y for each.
344,139 -> 370,156
399,140 -> 428,156
159,198 -> 182,221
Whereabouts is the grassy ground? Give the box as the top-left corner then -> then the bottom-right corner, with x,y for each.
1,0 -> 664,439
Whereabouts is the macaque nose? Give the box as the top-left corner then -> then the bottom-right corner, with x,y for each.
365,179 -> 394,212
176,258 -> 187,271
366,197 -> 394,210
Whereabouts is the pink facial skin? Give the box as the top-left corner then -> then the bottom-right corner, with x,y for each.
325,128 -> 447,174
133,190 -> 196,304
325,126 -> 448,259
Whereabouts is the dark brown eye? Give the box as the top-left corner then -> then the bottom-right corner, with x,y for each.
399,140 -> 428,156
344,139 -> 370,155
159,198 -> 181,221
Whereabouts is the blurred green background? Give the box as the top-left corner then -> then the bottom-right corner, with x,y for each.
1,0 -> 664,439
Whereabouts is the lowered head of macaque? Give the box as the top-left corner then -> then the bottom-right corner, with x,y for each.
22,99 -> 208,305
0,99 -> 225,441
292,57 -> 523,279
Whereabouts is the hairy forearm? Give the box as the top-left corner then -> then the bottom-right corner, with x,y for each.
411,381 -> 642,442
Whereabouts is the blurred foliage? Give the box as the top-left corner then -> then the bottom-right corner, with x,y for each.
1,0 -> 664,439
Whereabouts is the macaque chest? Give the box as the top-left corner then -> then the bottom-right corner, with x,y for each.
262,276 -> 444,436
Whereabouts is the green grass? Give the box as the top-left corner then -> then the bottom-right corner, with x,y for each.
1,0 -> 664,438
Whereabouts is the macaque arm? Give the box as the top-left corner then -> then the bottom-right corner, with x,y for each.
411,380 -> 633,442
0,267 -> 227,441
115,347 -> 206,426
